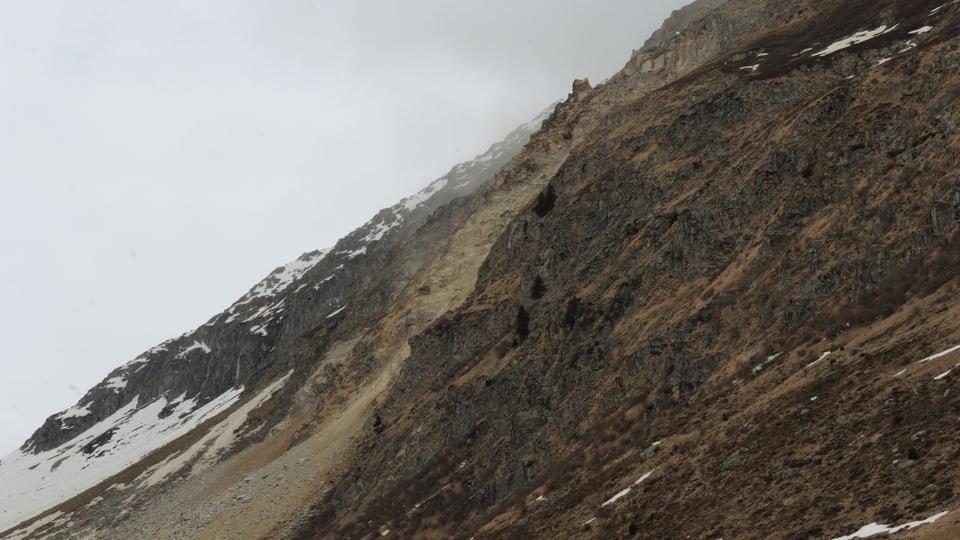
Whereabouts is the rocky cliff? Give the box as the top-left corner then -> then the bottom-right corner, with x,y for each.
5,0 -> 960,539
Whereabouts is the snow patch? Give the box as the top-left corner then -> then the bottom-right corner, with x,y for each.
249,324 -> 269,337
229,249 -> 330,312
932,1 -> 959,15
327,305 -> 347,319
753,351 -> 783,374
812,25 -> 897,57
0,387 -> 244,532
122,340 -> 174,370
909,26 -> 934,35
601,486 -> 633,507
601,469 -> 655,507
832,510 -> 948,539
401,178 -> 448,212
806,351 -> 832,369
175,340 -> 211,359
138,371 -> 292,487
242,299 -> 285,324
104,376 -> 127,391
933,368 -> 952,380
362,217 -> 402,244
345,246 -> 367,259
59,403 -> 92,420
918,344 -> 960,363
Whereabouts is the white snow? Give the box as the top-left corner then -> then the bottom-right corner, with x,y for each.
740,64 -> 760,71
401,178 -> 448,212
601,486 -> 633,507
138,371 -> 292,487
122,340 -> 173,370
146,341 -> 171,356
59,403 -> 92,420
806,351 -> 832,369
918,344 -> 960,363
932,1 -> 959,14
753,352 -> 783,374
104,376 -> 127,391
933,368 -> 952,380
362,218 -> 401,244
0,386 -> 244,532
123,356 -> 150,369
249,324 -> 269,337
326,305 -> 347,319
227,249 -> 330,318
252,250 -> 328,298
831,510 -> 949,539
812,25 -> 898,57
909,26 -> 934,35
175,340 -> 211,359
893,368 -> 907,377
635,469 -> 655,484
242,299 -> 285,324
601,469 -> 655,507
345,246 -> 367,259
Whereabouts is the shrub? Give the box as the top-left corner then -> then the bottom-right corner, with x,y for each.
533,184 -> 557,217
517,306 -> 530,342
531,275 -> 547,300
564,297 -> 581,328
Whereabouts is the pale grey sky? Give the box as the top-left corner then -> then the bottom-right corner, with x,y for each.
0,0 -> 688,455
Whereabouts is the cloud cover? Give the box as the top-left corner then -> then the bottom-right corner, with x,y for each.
0,0 -> 688,455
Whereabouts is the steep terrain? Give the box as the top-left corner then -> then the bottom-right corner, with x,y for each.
4,0 -> 960,539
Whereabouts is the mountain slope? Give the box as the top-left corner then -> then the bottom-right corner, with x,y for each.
289,1 -> 960,538
0,107 -> 551,537
5,0 -> 960,539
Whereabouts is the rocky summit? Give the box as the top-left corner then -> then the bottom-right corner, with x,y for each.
4,0 -> 960,538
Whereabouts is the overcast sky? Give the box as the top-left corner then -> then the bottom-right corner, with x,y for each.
0,0 -> 688,456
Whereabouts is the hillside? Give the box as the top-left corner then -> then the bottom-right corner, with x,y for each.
4,0 -> 960,539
